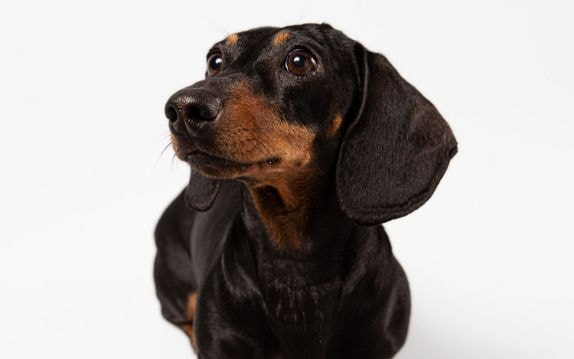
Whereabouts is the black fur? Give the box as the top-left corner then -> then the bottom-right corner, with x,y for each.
155,23 -> 457,358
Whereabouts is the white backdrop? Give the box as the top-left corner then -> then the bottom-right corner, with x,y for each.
1,1 -> 573,358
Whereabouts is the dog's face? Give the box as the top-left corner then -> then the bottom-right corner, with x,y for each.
167,24 -> 357,180
166,23 -> 457,225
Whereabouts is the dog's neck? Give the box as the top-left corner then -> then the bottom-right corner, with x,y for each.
245,169 -> 318,253
240,166 -> 354,259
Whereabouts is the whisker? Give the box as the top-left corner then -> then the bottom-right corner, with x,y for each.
152,141 -> 175,169
160,142 -> 173,156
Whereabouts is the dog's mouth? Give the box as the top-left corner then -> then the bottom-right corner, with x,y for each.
171,132 -> 282,178
187,149 -> 251,169
185,148 -> 280,177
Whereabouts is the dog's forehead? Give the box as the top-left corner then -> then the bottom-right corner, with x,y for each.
212,24 -> 338,54
223,26 -> 278,46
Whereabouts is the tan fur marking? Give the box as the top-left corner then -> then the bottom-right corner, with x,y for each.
328,114 -> 343,136
226,33 -> 238,45
214,82 -> 315,170
273,31 -> 291,45
249,169 -> 318,252
181,292 -> 198,352
213,81 -> 317,251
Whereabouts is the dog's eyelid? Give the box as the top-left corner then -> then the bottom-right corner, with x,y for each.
206,48 -> 223,60
286,45 -> 319,61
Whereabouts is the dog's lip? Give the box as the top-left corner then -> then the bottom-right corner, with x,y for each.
186,150 -> 252,168
186,149 -> 280,169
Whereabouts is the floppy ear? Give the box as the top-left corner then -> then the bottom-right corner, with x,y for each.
336,44 -> 458,226
184,169 -> 221,211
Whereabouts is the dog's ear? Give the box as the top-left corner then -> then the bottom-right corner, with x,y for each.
184,169 -> 221,211
336,44 -> 458,226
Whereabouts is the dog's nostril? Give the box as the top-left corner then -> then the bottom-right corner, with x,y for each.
186,104 -> 215,122
166,105 -> 178,123
186,106 -> 202,122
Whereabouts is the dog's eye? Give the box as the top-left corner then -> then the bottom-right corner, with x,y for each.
207,53 -> 224,76
285,49 -> 317,76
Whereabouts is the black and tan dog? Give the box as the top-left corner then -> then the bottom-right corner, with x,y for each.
154,23 -> 457,358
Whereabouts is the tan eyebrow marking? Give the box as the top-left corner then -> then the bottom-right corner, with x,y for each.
226,33 -> 238,45
273,31 -> 291,45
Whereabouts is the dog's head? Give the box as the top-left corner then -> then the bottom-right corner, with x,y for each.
166,23 -> 457,225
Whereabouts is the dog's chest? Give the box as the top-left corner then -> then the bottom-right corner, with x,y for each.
257,260 -> 343,353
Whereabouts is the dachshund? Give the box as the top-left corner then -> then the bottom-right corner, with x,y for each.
154,23 -> 457,359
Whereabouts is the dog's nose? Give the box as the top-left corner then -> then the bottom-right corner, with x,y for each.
165,89 -> 222,133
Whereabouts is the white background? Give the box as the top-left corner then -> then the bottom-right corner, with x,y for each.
1,0 -> 573,358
